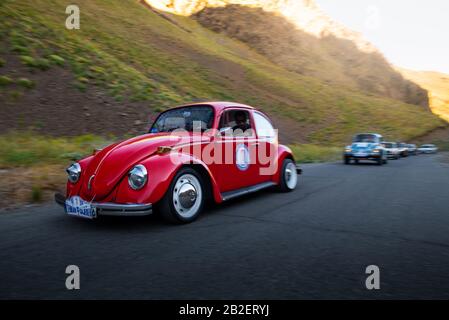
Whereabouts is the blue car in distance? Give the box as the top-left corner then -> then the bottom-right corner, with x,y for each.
343,133 -> 388,165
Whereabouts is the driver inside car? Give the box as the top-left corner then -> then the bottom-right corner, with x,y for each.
232,111 -> 251,133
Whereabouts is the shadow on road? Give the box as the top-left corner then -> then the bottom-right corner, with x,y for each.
54,188 -> 278,231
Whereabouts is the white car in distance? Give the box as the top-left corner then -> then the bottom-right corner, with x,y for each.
417,144 -> 438,154
382,142 -> 401,160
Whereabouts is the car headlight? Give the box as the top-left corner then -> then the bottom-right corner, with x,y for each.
128,164 -> 147,190
66,163 -> 81,183
345,148 -> 352,153
372,148 -> 381,153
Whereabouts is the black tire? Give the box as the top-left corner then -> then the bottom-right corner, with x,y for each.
383,157 -> 388,164
157,167 -> 205,224
354,159 -> 359,164
377,157 -> 383,166
278,158 -> 298,192
344,156 -> 351,165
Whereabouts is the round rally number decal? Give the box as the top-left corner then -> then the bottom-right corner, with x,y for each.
236,144 -> 250,171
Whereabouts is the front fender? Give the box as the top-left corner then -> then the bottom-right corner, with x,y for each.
66,155 -> 94,198
114,152 -> 222,205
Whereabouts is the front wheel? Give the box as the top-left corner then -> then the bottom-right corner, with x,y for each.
278,159 -> 298,192
377,157 -> 383,166
158,167 -> 205,224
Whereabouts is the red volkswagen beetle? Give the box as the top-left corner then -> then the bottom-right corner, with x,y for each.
55,102 -> 300,223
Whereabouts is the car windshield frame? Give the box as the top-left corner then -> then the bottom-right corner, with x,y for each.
149,105 -> 215,133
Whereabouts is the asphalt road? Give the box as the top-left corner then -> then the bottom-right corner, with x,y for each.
1,154 -> 449,299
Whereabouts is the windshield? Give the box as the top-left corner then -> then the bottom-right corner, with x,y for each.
150,106 -> 214,133
353,134 -> 378,143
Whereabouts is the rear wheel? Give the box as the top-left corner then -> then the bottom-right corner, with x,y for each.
158,167 -> 205,224
278,159 -> 297,192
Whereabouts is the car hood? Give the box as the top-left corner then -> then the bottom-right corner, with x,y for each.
81,133 -> 185,200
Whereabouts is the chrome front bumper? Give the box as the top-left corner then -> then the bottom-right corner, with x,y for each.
54,193 -> 153,216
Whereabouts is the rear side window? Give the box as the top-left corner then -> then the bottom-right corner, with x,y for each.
253,112 -> 275,138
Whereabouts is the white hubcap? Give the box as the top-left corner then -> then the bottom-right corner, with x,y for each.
173,174 -> 202,218
285,162 -> 298,189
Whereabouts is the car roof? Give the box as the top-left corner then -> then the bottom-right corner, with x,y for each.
173,101 -> 255,112
354,133 -> 383,137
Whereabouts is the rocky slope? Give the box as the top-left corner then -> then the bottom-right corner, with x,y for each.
398,68 -> 449,122
145,0 -> 429,107
145,0 -> 375,51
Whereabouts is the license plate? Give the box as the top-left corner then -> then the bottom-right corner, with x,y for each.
65,196 -> 96,219
354,153 -> 367,157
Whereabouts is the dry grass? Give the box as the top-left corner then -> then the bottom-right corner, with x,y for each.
290,144 -> 341,163
0,132 -> 109,210
0,164 -> 66,210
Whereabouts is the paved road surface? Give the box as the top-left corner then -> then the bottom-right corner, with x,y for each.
1,154 -> 449,299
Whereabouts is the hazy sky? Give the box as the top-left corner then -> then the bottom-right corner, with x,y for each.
315,0 -> 449,74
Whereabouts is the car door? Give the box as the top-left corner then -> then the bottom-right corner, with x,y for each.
209,108 -> 260,192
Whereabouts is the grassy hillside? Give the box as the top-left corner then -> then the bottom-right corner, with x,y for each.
0,0 -> 446,207
0,0 -> 444,146
398,68 -> 449,123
